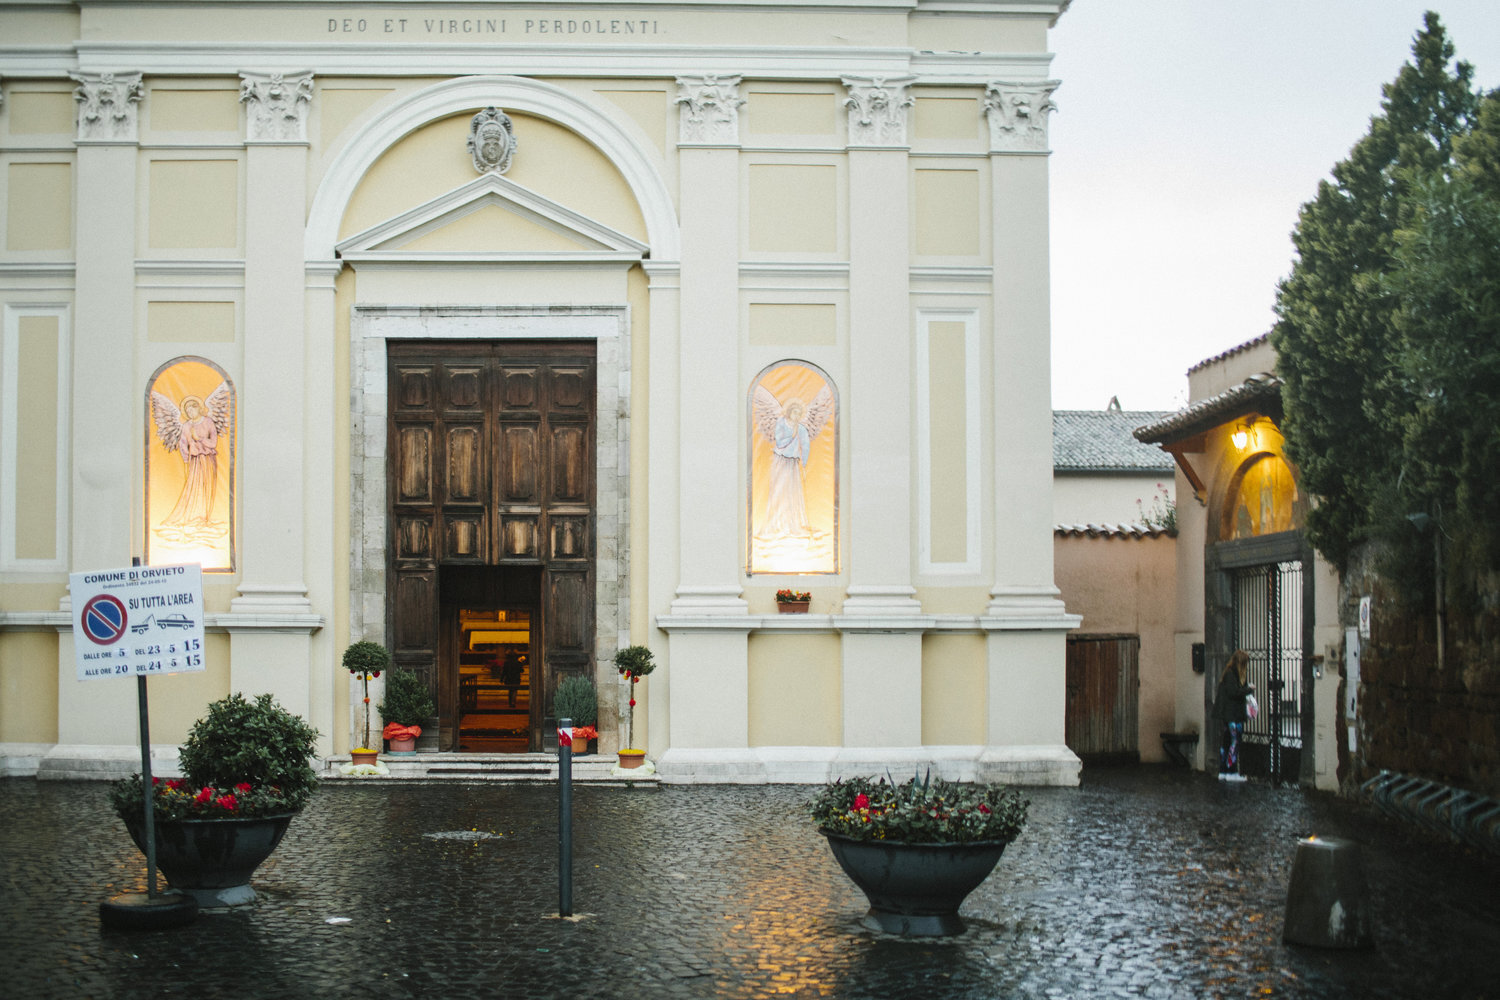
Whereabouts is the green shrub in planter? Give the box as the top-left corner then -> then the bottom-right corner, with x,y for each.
151,692 -> 321,815
553,674 -> 598,727
378,666 -> 436,727
811,772 -> 1027,845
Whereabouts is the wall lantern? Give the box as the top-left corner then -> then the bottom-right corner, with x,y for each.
1231,419 -> 1255,450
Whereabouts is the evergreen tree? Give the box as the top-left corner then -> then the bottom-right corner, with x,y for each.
1382,88 -> 1500,580
1271,12 -> 1481,574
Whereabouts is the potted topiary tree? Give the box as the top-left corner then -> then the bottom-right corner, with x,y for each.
378,665 -> 436,753
109,691 -> 319,907
552,674 -> 598,755
810,772 -> 1028,936
343,639 -> 391,765
612,644 -> 655,769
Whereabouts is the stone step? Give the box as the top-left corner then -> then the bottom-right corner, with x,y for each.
321,752 -> 657,785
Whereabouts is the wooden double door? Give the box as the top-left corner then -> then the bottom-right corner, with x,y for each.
387,340 -> 596,752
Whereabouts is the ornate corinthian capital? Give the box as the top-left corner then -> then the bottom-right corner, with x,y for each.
675,74 -> 745,146
240,71 -> 314,143
842,76 -> 915,147
984,80 -> 1060,153
71,71 -> 144,142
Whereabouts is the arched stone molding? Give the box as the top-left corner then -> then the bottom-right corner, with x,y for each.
305,75 -> 679,263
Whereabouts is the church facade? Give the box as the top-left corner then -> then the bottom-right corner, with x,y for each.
0,0 -> 1079,783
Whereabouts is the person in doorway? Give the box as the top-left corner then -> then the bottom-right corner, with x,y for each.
500,650 -> 524,708
1213,649 -> 1254,781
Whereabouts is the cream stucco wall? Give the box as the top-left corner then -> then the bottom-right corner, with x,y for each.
1053,472 -> 1173,527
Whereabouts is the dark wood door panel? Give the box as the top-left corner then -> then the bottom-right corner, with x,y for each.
388,339 -> 596,753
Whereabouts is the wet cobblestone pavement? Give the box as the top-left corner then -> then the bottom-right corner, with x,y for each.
2,764 -> 1496,999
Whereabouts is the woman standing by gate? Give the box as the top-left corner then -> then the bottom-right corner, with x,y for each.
1213,649 -> 1255,781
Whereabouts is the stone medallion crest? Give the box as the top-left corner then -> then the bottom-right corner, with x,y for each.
468,107 -> 517,174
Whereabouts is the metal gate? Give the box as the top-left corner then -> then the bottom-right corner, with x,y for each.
1231,560 -> 1303,783
1065,634 -> 1140,759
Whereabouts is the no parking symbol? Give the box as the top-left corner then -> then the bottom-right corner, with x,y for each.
80,594 -> 128,645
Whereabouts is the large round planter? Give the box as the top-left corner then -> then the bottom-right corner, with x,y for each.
387,737 -> 417,753
123,813 -> 296,908
820,831 -> 1010,936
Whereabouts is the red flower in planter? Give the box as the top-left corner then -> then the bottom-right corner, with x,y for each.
194,787 -> 214,804
853,793 -> 870,811
235,782 -> 253,794
216,794 -> 238,811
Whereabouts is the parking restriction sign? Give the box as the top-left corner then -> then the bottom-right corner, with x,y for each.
70,564 -> 206,680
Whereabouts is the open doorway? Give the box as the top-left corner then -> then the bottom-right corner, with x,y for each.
457,609 -> 533,752
440,565 -> 542,752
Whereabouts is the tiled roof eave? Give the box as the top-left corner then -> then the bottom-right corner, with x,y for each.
1132,374 -> 1282,445
1054,523 -> 1176,539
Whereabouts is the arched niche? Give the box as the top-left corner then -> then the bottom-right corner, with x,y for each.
145,356 -> 236,571
1218,452 -> 1305,542
747,360 -> 839,575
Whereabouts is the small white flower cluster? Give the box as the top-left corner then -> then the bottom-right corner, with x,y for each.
611,759 -> 656,777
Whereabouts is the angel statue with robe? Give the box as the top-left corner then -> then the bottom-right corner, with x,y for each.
753,383 -> 834,540
150,382 -> 232,542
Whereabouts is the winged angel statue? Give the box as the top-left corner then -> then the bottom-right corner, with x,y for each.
753,383 -> 834,539
150,382 -> 232,542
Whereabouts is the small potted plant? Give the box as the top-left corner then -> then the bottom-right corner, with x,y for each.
810,772 -> 1028,936
379,665 -> 436,753
109,692 -> 319,907
775,588 -> 812,613
612,644 -> 656,768
343,639 -> 391,765
552,674 -> 598,755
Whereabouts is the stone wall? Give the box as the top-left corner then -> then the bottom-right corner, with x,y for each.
1342,545 -> 1500,798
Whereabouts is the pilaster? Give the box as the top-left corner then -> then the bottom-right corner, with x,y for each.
838,75 -> 924,746
669,74 -> 746,616
665,74 -> 749,750
60,72 -> 143,745
842,74 -> 919,615
981,78 -> 1078,766
230,72 -> 319,716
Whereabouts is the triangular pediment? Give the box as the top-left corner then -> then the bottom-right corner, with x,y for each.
336,172 -> 648,264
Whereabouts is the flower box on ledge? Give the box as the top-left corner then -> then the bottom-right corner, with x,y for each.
775,589 -> 812,614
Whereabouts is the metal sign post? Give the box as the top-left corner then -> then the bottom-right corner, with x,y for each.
137,671 -> 158,899
558,717 -> 573,917
81,560 -> 205,930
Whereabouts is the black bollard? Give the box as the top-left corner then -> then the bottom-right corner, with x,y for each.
1283,836 -> 1372,948
558,716 -> 573,917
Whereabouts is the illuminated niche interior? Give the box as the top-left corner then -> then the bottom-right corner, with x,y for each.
748,361 -> 838,575
1224,453 -> 1302,541
145,356 -> 236,571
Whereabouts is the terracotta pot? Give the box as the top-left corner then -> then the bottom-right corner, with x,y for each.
617,749 -> 647,769
387,737 -> 416,753
777,601 -> 811,614
350,748 -> 380,766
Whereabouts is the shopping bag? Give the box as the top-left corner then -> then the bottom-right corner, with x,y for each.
1246,693 -> 1259,719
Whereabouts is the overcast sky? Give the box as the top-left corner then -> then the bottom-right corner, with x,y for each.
1047,1 -> 1500,412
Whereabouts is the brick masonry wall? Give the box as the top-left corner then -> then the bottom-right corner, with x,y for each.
1341,545 -> 1500,798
